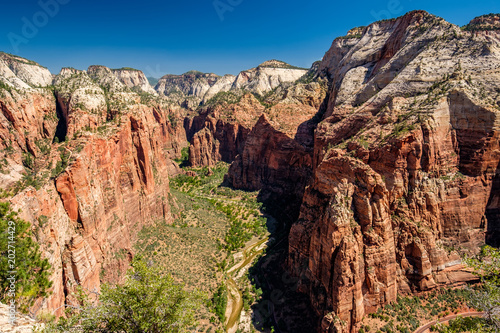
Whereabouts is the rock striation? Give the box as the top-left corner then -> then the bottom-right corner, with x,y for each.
154,60 -> 308,109
186,78 -> 326,168
225,10 -> 500,332
111,67 -> 157,94
0,57 -> 187,318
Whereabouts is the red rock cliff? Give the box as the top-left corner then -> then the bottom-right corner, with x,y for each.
0,62 -> 187,316
225,11 -> 500,333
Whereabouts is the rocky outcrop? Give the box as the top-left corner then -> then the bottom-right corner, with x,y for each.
0,303 -> 43,332
223,11 -> 500,333
463,13 -> 500,32
225,114 -> 313,222
111,68 -> 157,94
185,94 -> 264,167
0,61 -> 57,188
186,79 -> 326,168
232,60 -> 308,95
155,71 -> 232,109
0,52 -> 53,89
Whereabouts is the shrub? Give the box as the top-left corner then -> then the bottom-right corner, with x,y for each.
0,202 -> 52,312
212,283 -> 227,323
45,258 -> 200,332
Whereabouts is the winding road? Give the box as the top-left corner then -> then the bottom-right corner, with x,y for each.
413,312 -> 485,333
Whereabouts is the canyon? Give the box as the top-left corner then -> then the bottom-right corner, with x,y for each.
0,10 -> 499,333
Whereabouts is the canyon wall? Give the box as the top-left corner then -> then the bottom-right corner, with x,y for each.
0,58 -> 187,316
226,11 -> 500,332
187,81 -> 326,169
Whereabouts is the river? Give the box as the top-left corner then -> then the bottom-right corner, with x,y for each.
224,237 -> 270,333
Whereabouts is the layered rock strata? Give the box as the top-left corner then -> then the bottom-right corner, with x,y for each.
226,11 -> 500,332
0,58 -> 186,317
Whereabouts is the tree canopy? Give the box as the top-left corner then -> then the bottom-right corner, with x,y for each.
45,258 -> 200,333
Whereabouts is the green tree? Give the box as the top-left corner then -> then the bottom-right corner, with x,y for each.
0,202 -> 52,312
46,258 -> 200,332
465,245 -> 500,330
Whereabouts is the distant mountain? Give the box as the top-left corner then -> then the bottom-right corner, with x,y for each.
153,60 -> 309,109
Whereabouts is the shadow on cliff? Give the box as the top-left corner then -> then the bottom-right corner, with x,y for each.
486,161 -> 500,247
246,231 -> 319,333
53,93 -> 67,143
220,93 -> 331,333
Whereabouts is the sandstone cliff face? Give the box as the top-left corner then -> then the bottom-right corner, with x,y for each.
0,57 -> 57,188
0,52 -> 53,89
0,57 -> 187,317
287,11 -> 500,332
225,114 -> 313,222
232,60 -> 308,96
155,72 -> 233,109
223,11 -> 500,333
186,79 -> 326,168
186,94 -> 264,167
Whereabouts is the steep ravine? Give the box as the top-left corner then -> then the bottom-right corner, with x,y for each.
0,10 -> 499,333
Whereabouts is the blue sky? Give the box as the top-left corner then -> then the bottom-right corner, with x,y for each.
0,0 -> 498,76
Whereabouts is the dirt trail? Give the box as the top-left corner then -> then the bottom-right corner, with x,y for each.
413,312 -> 485,333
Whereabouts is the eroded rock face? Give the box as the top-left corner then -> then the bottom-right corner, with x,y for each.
223,10 -> 500,333
232,61 -> 308,96
111,68 -> 157,94
186,80 -> 326,168
155,60 -> 309,109
0,52 -> 53,89
285,11 -> 500,333
185,94 -> 264,167
0,56 -> 187,317
226,114 -> 313,222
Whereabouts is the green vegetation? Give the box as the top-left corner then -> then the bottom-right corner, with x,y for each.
432,316 -> 494,333
14,152 -> 49,192
0,80 -> 16,94
204,91 -> 242,107
257,60 -> 308,70
212,284 -> 227,323
337,34 -> 363,39
363,288 -> 474,333
44,258 -> 200,333
136,162 -> 268,331
183,70 -> 205,76
174,146 -> 190,166
35,139 -> 52,155
112,67 -> 140,71
462,14 -> 500,32
51,149 -> 70,178
0,51 -> 43,67
297,61 -> 321,84
169,163 -> 266,253
0,202 -> 52,312
464,245 -> 500,330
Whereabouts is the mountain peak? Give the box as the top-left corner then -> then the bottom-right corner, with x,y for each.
0,51 -> 45,68
463,13 -> 500,31
257,59 -> 307,70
